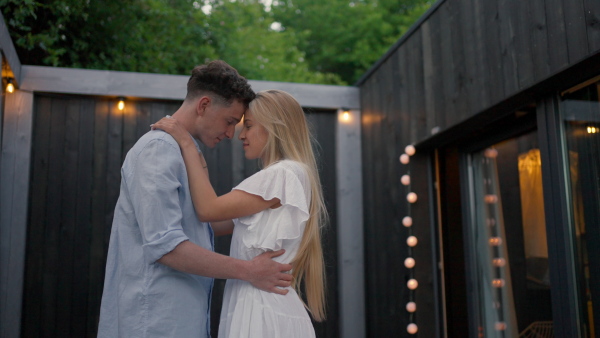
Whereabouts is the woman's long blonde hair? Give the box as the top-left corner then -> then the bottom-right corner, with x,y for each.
249,89 -> 328,321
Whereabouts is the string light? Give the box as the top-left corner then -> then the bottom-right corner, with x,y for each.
492,279 -> 505,288
407,236 -> 418,247
400,144 -> 418,332
407,279 -> 418,290
492,258 -> 506,267
489,237 -> 502,246
495,322 -> 507,331
484,148 -> 498,158
483,147 -> 509,331
407,323 -> 418,334
588,126 -> 598,134
401,175 -> 410,185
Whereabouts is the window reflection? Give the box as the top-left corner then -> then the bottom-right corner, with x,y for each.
562,78 -> 600,337
470,130 -> 553,336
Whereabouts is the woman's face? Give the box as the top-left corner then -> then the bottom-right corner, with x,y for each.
239,110 -> 269,161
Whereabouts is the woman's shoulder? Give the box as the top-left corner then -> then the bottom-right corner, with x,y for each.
266,159 -> 307,176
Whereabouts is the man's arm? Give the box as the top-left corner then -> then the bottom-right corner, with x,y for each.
210,220 -> 234,236
157,241 -> 293,295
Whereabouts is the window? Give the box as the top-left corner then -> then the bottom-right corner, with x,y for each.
561,78 -> 600,337
465,128 -> 554,336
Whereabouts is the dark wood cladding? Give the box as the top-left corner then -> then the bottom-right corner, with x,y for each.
22,94 -> 339,337
359,0 -> 599,336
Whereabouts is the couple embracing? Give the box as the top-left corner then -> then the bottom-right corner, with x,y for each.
97,60 -> 326,337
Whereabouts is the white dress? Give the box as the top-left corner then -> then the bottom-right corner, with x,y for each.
218,160 -> 316,338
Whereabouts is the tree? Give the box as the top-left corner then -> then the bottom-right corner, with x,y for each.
203,0 -> 343,84
0,0 -> 217,73
271,0 -> 433,83
1,0 -> 432,84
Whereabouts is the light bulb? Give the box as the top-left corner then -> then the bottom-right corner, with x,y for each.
492,279 -> 505,288
484,194 -> 498,203
401,175 -> 410,186
404,257 -> 415,268
489,237 -> 502,246
492,258 -> 506,267
6,81 -> 14,93
484,148 -> 498,158
405,145 -> 416,156
400,154 -> 410,164
118,97 -> 125,111
495,322 -> 506,331
402,216 -> 413,227
407,279 -> 418,290
342,111 -> 350,122
407,236 -> 418,247
407,192 -> 417,203
407,323 -> 418,334
406,301 -> 416,312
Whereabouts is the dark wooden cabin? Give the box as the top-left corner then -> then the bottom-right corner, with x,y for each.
358,0 -> 600,336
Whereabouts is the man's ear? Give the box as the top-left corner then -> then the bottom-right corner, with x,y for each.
196,96 -> 211,116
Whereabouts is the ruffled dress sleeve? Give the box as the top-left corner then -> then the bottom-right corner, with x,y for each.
233,161 -> 311,251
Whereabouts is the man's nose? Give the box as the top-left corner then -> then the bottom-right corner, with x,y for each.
225,126 -> 235,139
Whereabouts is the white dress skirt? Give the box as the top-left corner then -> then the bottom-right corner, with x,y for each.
218,160 -> 316,338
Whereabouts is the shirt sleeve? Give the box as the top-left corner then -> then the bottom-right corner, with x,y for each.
233,161 -> 311,251
126,137 -> 190,264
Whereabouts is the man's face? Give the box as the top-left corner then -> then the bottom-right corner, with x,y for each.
195,98 -> 245,148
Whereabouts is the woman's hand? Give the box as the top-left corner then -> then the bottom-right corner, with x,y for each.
152,116 -> 194,149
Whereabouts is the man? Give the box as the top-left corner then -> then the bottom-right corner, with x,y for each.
98,61 -> 292,337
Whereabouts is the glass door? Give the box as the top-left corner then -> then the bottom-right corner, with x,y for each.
561,78 -> 600,337
465,130 -> 554,337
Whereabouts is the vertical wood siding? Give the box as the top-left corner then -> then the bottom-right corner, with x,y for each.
359,0 -> 599,336
22,94 -> 339,337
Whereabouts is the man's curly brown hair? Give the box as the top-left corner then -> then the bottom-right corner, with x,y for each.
186,60 -> 255,108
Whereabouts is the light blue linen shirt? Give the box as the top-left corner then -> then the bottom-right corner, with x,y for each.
98,130 -> 214,338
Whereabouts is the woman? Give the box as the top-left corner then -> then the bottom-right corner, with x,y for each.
152,89 -> 327,337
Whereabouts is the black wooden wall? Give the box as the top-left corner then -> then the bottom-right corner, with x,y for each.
21,93 -> 339,337
359,0 -> 600,336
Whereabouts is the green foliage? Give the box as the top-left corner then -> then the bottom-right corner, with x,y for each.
271,0 -> 434,83
203,0 -> 343,84
0,0 -> 433,84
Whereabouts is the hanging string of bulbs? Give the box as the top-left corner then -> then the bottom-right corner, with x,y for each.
399,144 -> 418,335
